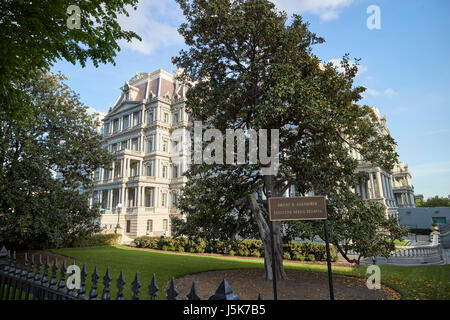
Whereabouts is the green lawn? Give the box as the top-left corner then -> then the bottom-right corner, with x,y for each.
51,246 -> 450,300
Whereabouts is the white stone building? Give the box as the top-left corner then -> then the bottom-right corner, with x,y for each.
392,162 -> 415,208
91,69 -> 190,243
352,108 -> 401,218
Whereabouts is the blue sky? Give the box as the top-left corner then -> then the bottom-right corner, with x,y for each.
52,0 -> 450,199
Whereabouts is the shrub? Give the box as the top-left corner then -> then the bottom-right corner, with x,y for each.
229,250 -> 235,256
307,254 -> 315,262
293,254 -> 305,261
162,245 -> 169,251
177,246 -> 185,252
283,252 -> 291,260
72,234 -> 122,247
251,249 -> 261,258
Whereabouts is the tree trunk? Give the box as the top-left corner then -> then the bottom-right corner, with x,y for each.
247,194 -> 286,280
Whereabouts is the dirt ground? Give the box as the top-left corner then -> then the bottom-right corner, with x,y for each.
165,269 -> 401,300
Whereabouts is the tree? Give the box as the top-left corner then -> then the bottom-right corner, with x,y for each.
418,196 -> 450,207
0,0 -> 141,119
0,72 -> 113,249
172,0 -> 407,279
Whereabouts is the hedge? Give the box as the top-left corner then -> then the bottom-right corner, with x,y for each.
133,237 -> 338,262
71,234 -> 122,247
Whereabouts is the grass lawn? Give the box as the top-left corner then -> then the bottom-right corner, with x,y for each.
51,246 -> 450,300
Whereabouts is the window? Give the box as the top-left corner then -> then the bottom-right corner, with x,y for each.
147,219 -> 153,232
113,119 -> 119,133
173,113 -> 178,124
103,123 -> 110,136
145,188 -> 153,207
123,115 -> 129,130
103,169 -> 110,181
133,111 -> 141,126
95,168 -> 100,181
126,220 -> 131,233
146,138 -> 153,152
132,138 -> 139,151
147,110 -> 153,123
162,166 -> 167,178
121,140 -> 127,150
172,140 -> 179,153
172,165 -> 178,178
162,219 -> 168,231
164,113 -> 169,123
432,217 -> 447,225
102,190 -> 108,209
172,192 -> 178,206
161,193 -> 167,207
145,162 -> 152,176
93,191 -> 99,204
111,144 -> 117,152
162,140 -> 168,152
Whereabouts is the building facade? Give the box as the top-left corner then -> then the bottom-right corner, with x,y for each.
92,71 -> 414,242
91,70 -> 190,243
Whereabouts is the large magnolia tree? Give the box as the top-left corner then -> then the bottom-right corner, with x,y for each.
0,73 -> 112,249
172,0 -> 407,279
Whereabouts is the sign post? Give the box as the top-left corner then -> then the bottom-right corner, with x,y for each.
268,196 -> 334,300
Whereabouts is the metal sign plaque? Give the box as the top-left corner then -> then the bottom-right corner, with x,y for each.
268,196 -> 327,221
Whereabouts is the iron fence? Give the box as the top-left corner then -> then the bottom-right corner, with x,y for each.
0,246 -> 262,300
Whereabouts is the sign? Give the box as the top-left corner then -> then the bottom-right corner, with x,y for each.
268,196 -> 327,221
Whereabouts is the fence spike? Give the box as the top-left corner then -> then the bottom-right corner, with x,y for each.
33,255 -> 42,282
89,265 -> 100,300
166,277 -> 179,300
209,279 -> 240,300
131,272 -> 141,300
101,266 -> 112,300
49,258 -> 59,290
115,269 -> 126,300
57,260 -> 67,296
21,253 -> 28,277
77,264 -> 87,299
148,273 -> 159,300
187,281 -> 201,300
257,293 -> 263,300
10,251 -> 16,274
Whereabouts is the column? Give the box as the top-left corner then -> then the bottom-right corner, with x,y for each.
369,173 -> 375,199
376,171 -> 383,199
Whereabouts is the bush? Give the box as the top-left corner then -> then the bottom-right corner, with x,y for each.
133,236 -> 338,262
251,249 -> 261,258
283,252 -> 291,260
72,234 -> 122,247
293,254 -> 305,261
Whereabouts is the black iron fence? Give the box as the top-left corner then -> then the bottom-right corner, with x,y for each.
0,246 -> 262,300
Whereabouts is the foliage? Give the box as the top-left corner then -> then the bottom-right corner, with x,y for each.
0,0 -> 141,119
133,236 -> 337,261
0,72 -> 113,249
417,196 -> 450,207
71,234 -> 122,247
172,0 -> 403,271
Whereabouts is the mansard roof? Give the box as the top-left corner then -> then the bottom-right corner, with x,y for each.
105,69 -> 188,119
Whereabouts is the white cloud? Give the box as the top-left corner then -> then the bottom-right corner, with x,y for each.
384,88 -> 396,97
328,58 -> 368,76
273,0 -> 355,21
409,161 -> 450,177
364,88 -> 381,96
117,1 -> 184,55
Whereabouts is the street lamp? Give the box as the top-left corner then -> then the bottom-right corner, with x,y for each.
115,203 -> 122,234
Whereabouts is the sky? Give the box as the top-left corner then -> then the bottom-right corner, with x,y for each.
51,0 -> 450,199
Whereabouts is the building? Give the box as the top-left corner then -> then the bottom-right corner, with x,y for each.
92,70 -> 414,242
353,108 -> 399,218
392,162 -> 415,208
91,70 -> 190,243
